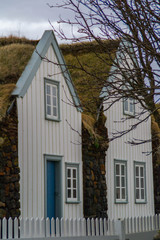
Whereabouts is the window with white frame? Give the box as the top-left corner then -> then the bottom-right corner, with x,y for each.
45,79 -> 60,121
123,97 -> 135,116
134,162 -> 146,203
114,160 -> 128,203
66,164 -> 79,203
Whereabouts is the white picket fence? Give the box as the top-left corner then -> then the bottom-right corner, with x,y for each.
0,215 -> 159,239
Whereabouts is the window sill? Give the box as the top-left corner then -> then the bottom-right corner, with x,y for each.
65,201 -> 81,204
135,200 -> 147,204
45,116 -> 61,122
123,111 -> 135,117
115,200 -> 128,204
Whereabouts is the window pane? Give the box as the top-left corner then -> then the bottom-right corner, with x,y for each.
140,167 -> 144,177
73,169 -> 76,178
47,95 -> 51,105
116,188 -> 120,199
136,178 -> 139,188
53,97 -> 57,106
116,164 -> 120,175
130,99 -> 133,113
124,99 -> 128,111
136,167 -> 139,176
121,165 -> 125,175
73,189 -> 77,198
73,179 -> 76,188
47,106 -> 51,115
136,189 -> 139,199
52,86 -> 57,96
116,176 -> 120,187
68,189 -> 71,198
53,107 -> 57,117
68,179 -> 71,188
67,169 -> 71,177
121,177 -> 125,187
122,188 -> 125,199
47,85 -> 50,94
141,189 -> 144,199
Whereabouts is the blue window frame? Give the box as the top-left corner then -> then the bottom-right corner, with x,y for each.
44,78 -> 60,121
114,160 -> 128,203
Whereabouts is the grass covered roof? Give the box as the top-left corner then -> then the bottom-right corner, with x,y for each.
0,35 -> 118,134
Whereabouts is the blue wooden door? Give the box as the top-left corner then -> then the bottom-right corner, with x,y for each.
47,161 -> 55,219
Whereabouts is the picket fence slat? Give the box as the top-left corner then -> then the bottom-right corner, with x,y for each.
0,215 -> 159,239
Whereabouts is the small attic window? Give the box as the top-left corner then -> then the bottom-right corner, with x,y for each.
44,78 -> 60,121
123,97 -> 135,116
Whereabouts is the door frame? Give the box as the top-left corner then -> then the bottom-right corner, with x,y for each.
44,154 -> 63,218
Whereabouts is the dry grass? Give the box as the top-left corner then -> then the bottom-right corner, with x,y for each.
0,43 -> 35,84
62,41 -> 118,118
0,84 -> 16,120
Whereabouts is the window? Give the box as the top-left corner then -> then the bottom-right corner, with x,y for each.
123,97 -> 135,116
65,164 -> 79,203
45,79 -> 60,121
114,160 -> 128,203
134,162 -> 146,203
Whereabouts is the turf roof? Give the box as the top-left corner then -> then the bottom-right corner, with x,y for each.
0,35 -> 118,123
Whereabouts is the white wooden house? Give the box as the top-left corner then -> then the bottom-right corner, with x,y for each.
101,43 -> 155,219
0,32 -> 155,221
12,31 -> 83,219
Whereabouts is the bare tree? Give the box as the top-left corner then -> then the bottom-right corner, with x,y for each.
48,0 -> 160,144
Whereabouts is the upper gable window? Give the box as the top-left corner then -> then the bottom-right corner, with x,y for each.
45,79 -> 60,121
123,97 -> 135,116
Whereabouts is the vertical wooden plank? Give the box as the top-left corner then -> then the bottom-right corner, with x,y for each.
46,218 -> 50,237
32,77 -> 38,217
24,218 -> 29,238
95,218 -> 99,236
2,218 -> 7,239
103,218 -> 107,236
87,218 -> 91,236
22,96 -> 28,217
19,217 -> 24,238
99,218 -> 103,236
27,88 -> 33,217
8,217 -> 13,239
77,218 -> 81,236
69,218 -> 73,236
14,217 -> 18,239
60,218 -> 64,237
51,218 -> 55,237
40,218 -> 45,237
91,218 -> 95,236
56,218 -> 60,237
35,217 -> 39,237
72,218 -> 76,236
81,218 -> 86,236
30,218 -> 34,238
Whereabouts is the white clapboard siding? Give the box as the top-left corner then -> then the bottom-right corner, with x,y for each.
104,94 -> 154,219
17,45 -> 82,219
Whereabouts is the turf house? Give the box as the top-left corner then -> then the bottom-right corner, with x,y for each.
0,30 -> 156,219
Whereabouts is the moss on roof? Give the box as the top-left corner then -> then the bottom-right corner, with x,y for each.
61,40 -> 119,118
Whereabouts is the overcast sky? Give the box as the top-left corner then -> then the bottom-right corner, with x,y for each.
0,0 -> 69,42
